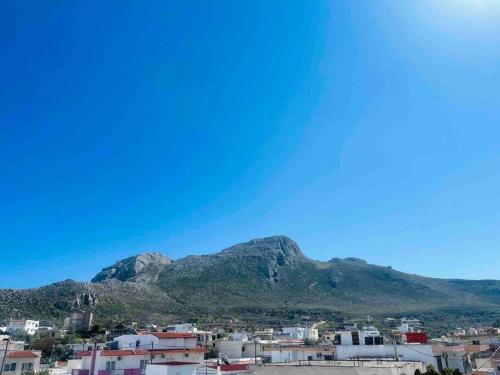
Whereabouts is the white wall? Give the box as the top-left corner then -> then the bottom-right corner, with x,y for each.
255,361 -> 425,375
166,324 -> 196,333
7,320 -> 39,335
215,341 -> 243,359
282,328 -> 305,340
1,352 -> 41,375
82,351 -> 204,372
116,334 -> 157,349
336,345 -> 437,367
147,363 -> 197,375
115,335 -> 197,350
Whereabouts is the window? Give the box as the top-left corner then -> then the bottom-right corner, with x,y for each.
351,332 -> 360,345
22,363 -> 33,372
140,360 -> 148,369
4,363 -> 17,372
105,361 -> 116,371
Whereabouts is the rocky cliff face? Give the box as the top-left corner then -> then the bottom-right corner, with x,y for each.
92,252 -> 171,282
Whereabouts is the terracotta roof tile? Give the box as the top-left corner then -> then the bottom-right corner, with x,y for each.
7,351 -> 39,359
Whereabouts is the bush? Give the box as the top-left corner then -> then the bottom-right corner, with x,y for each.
424,365 -> 441,375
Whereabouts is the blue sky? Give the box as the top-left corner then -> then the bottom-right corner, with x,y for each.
1,1 -> 500,288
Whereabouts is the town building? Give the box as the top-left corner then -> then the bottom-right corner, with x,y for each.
281,327 -> 319,341
253,359 -> 425,375
112,332 -> 198,350
6,319 -> 39,336
75,348 -> 205,375
73,332 -> 206,375
432,344 -> 491,374
0,351 -> 42,375
146,362 -> 253,375
336,343 -> 437,367
165,324 -> 216,348
64,311 -> 93,332
336,326 -> 384,346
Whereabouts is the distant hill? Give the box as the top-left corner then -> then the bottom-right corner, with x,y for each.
1,236 -> 499,333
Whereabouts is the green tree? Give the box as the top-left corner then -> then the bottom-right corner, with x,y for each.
442,368 -> 454,375
414,369 -> 422,375
32,337 -> 56,357
425,365 -> 441,375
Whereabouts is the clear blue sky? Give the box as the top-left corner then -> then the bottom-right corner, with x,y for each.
1,1 -> 500,288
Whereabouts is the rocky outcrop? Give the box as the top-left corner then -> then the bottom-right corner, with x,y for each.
92,252 -> 171,282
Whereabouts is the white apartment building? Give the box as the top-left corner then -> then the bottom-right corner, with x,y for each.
336,326 -> 384,346
282,327 -> 318,341
1,351 -> 42,375
114,332 -> 198,350
165,324 -> 215,348
7,319 -> 39,336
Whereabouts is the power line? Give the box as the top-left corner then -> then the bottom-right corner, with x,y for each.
471,345 -> 500,375
401,343 -> 439,358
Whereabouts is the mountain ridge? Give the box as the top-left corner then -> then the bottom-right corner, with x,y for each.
1,235 -> 499,333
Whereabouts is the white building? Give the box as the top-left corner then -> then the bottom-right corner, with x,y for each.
76,348 -> 205,375
336,326 -> 384,346
147,362 -> 253,375
281,327 -> 318,341
1,351 -> 42,375
7,319 -> 39,336
336,344 -> 437,367
165,324 -> 215,348
114,333 -> 198,350
215,337 -> 333,364
254,360 -> 425,375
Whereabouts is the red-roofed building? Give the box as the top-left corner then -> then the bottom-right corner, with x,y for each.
74,347 -> 206,375
1,351 -> 41,375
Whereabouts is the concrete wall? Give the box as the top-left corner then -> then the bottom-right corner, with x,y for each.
215,340 -> 243,359
116,335 -> 197,350
336,345 -> 437,367
146,364 -> 197,375
255,361 -> 425,375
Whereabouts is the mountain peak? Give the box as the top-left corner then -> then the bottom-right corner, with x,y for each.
222,235 -> 302,253
91,252 -> 171,283
219,235 -> 306,266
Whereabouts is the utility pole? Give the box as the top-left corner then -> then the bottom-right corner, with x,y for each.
392,336 -> 399,361
0,339 -> 10,375
150,342 -> 154,364
254,337 -> 257,366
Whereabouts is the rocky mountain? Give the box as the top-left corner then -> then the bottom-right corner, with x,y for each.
1,236 -> 499,332
92,252 -> 171,282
